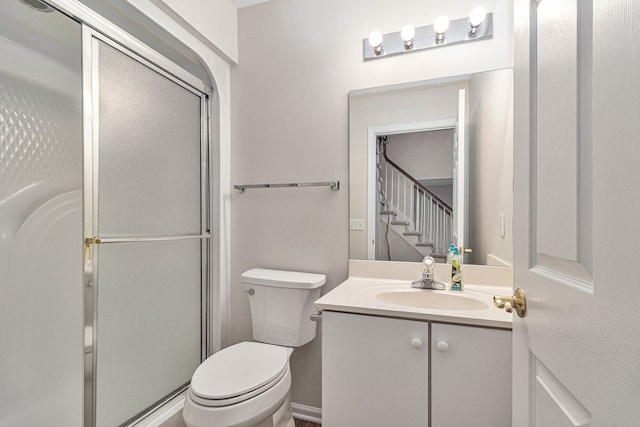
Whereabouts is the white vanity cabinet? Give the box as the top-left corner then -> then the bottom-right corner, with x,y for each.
322,311 -> 511,426
322,311 -> 429,426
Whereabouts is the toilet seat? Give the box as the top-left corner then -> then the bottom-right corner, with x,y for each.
189,342 -> 289,407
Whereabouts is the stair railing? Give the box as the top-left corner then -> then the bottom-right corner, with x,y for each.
379,143 -> 453,256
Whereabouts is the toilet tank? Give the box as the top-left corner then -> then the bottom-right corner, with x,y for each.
241,268 -> 326,347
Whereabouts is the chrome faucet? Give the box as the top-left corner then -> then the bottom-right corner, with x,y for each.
411,256 -> 446,290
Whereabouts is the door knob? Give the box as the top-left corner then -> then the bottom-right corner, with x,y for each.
493,288 -> 526,318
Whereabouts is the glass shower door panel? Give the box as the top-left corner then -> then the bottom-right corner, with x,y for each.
91,37 -> 206,426
97,40 -> 202,238
95,240 -> 201,427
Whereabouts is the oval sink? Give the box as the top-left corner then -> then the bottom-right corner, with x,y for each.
376,291 -> 489,311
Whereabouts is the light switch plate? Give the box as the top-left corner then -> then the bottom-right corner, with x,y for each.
350,219 -> 365,231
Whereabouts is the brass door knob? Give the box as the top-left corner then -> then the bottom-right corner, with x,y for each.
493,288 -> 526,318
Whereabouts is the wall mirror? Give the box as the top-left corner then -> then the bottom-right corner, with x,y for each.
349,68 -> 513,266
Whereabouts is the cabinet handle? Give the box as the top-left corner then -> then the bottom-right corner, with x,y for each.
436,341 -> 449,353
411,338 -> 423,349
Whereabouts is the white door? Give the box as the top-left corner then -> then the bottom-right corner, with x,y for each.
453,89 -> 467,249
511,0 -> 640,425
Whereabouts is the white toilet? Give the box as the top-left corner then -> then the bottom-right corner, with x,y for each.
183,268 -> 326,427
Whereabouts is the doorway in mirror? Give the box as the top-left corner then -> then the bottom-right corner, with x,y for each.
376,128 -> 458,262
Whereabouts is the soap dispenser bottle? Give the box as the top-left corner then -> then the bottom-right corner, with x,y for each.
449,246 -> 463,291
446,244 -> 456,264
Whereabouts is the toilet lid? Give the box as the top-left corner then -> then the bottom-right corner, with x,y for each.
190,342 -> 288,401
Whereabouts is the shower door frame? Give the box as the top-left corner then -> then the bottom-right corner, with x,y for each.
81,25 -> 212,426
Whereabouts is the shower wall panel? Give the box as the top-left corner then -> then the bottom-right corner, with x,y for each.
0,70 -> 82,203
0,4 -> 83,427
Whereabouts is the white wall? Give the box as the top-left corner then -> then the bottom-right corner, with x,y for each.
468,68 -> 513,265
232,0 -> 513,409
150,0 -> 238,63
387,130 -> 455,181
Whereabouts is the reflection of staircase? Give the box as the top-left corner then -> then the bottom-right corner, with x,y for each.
377,139 -> 453,260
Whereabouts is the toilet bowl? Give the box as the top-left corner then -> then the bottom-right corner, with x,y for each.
183,342 -> 293,427
183,269 -> 325,427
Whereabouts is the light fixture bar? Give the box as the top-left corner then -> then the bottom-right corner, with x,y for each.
363,13 -> 493,61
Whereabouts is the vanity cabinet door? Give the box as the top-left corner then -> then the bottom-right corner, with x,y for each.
322,311 -> 429,427
430,323 -> 512,427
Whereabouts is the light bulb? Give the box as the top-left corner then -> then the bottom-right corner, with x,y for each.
368,30 -> 384,55
368,30 -> 383,48
401,24 -> 415,49
433,16 -> 450,35
401,24 -> 415,42
469,6 -> 487,27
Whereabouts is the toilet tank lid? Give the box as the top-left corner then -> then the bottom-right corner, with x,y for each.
241,268 -> 326,289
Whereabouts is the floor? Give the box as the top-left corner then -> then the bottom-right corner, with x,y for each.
294,419 -> 321,427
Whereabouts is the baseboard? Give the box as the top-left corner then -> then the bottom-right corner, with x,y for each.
291,403 -> 322,424
139,395 -> 187,427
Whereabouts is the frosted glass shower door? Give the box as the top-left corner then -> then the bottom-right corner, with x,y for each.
84,32 -> 209,427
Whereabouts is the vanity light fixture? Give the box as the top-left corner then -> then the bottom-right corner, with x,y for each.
468,6 -> 487,37
433,16 -> 449,44
363,8 -> 493,61
400,24 -> 415,49
368,30 -> 384,55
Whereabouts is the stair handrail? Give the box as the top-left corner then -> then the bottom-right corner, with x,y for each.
381,143 -> 453,213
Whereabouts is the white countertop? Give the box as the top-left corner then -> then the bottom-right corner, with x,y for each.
315,260 -> 513,329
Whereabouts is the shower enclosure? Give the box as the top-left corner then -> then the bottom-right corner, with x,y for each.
0,2 -> 211,426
